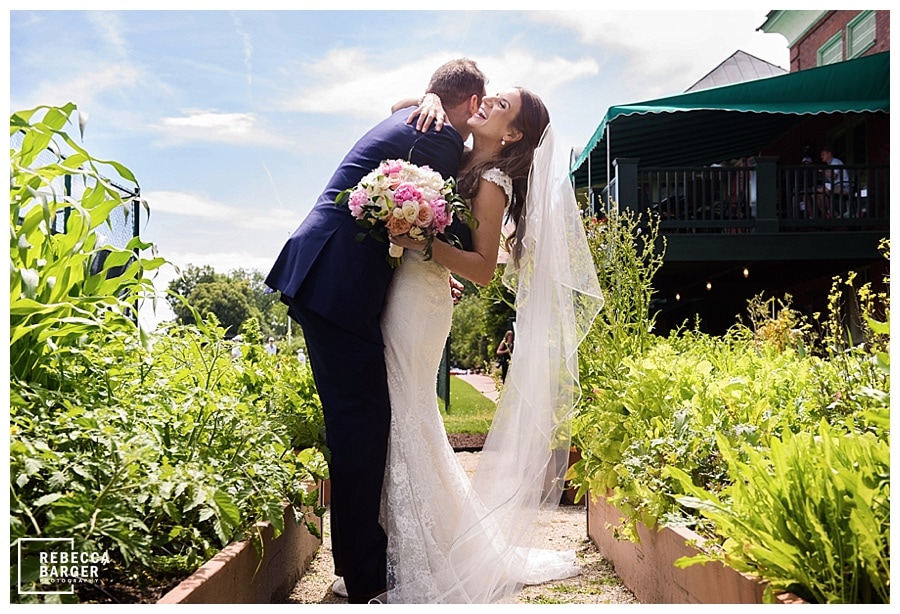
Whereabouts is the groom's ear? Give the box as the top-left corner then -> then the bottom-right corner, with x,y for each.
466,94 -> 480,117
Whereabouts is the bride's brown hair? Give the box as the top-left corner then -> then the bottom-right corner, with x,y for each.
457,87 -> 550,264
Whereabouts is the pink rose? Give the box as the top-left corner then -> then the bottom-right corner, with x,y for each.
393,182 -> 422,206
385,214 -> 412,236
382,160 -> 403,175
382,161 -> 404,187
348,188 -> 370,218
430,199 -> 450,231
415,202 -> 434,227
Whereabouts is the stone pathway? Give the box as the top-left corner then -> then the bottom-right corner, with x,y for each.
284,372 -> 637,604
284,450 -> 638,605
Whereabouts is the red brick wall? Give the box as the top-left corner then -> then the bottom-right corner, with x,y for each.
791,10 -> 889,71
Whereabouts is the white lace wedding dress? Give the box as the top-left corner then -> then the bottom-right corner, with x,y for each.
379,168 -> 582,603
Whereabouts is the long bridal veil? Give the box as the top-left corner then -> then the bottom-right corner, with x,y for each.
444,125 -> 605,602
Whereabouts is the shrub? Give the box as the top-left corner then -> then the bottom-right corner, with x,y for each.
569,200 -> 889,603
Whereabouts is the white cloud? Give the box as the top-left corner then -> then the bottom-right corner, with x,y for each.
23,63 -> 142,113
478,51 -> 600,93
143,189 -> 301,239
143,190 -> 240,219
532,11 -> 789,97
234,207 -> 296,232
274,50 -> 450,117
150,110 -> 292,147
86,11 -> 129,58
275,49 -> 599,119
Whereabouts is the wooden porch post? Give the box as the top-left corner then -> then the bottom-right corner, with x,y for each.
613,158 -> 640,211
754,156 -> 779,233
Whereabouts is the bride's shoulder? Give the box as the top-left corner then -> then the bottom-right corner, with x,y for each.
480,168 -> 513,202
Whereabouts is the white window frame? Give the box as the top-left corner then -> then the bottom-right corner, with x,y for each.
817,32 -> 844,66
847,11 -> 876,58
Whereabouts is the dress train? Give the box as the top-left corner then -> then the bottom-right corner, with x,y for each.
380,251 -> 579,604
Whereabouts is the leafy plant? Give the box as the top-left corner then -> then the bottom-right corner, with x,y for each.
10,318 -> 327,602
570,207 -> 668,520
577,208 -> 666,388
739,292 -> 812,353
570,328 -> 828,539
9,105 -> 328,603
568,195 -> 890,603
9,103 -> 164,387
669,414 -> 889,603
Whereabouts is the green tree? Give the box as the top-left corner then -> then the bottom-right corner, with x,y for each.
167,266 -> 289,338
481,267 -> 517,362
450,292 -> 488,369
448,268 -> 516,371
166,264 -> 218,312
182,279 -> 260,336
230,268 -> 290,338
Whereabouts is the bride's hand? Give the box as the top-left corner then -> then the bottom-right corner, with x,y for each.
407,93 -> 445,133
389,233 -> 426,252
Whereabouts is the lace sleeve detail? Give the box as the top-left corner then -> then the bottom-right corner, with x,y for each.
482,167 -> 513,204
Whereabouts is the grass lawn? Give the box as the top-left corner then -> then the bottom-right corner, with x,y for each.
438,375 -> 497,435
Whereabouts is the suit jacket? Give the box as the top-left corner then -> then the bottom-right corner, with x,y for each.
266,108 -> 465,344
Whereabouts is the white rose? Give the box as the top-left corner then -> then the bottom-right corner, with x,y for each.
401,200 -> 419,223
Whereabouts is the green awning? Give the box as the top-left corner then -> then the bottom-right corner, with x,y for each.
571,51 -> 889,187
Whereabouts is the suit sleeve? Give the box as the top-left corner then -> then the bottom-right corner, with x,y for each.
405,128 -> 464,180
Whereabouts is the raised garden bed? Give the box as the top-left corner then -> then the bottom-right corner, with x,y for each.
587,492 -> 805,604
158,499 -> 322,604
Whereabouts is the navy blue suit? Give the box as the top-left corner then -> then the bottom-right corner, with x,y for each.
266,108 -> 464,602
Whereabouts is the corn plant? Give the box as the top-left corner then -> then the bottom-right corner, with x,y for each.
10,103 -> 164,387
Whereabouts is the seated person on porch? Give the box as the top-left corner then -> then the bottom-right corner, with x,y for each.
815,148 -> 851,216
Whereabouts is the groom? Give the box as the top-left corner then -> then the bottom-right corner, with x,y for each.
266,58 -> 486,603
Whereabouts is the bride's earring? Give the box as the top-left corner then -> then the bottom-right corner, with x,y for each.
501,138 -> 506,146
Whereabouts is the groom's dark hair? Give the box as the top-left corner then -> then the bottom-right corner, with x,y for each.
427,58 -> 486,108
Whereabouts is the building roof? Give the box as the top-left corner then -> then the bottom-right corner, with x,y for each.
685,50 -> 787,92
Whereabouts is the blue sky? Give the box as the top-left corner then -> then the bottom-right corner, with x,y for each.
8,4 -> 792,327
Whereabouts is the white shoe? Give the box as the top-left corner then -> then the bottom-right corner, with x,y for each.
368,591 -> 388,604
331,577 -> 348,598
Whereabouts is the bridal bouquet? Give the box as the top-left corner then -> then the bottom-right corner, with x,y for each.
337,159 -> 469,266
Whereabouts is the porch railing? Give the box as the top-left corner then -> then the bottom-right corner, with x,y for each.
610,157 -> 889,234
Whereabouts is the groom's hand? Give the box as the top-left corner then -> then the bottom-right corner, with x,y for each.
449,275 -> 464,304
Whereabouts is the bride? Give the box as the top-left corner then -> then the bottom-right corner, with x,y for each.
380,88 -> 603,603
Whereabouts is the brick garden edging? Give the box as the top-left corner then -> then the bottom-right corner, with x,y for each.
587,493 -> 805,604
158,498 -> 321,604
